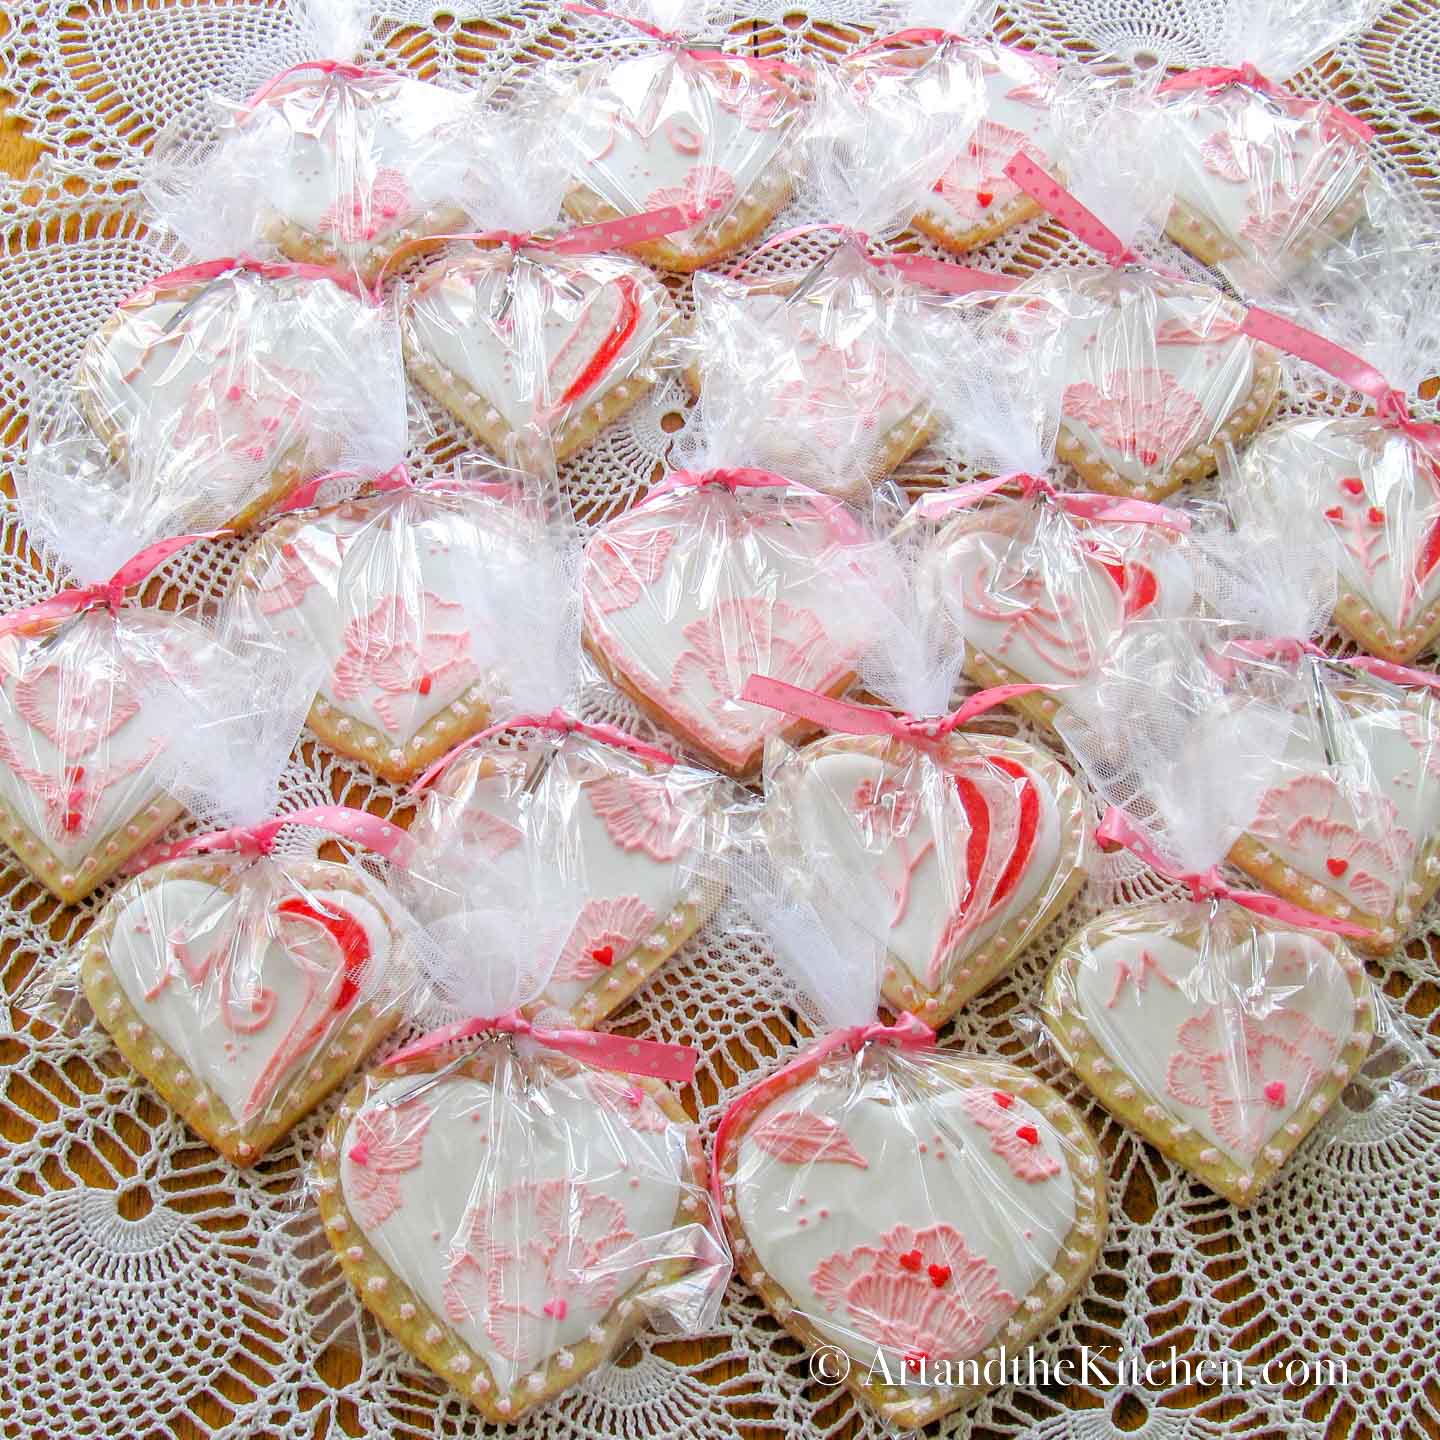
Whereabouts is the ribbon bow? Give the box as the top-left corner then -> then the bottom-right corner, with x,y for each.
1097,808 -> 1370,938
385,1009 -> 698,1083
1158,65 -> 1375,145
741,674 -> 1051,747
124,255 -> 367,307
127,804 -> 412,874
908,471 -> 1192,529
412,708 -> 679,794
0,532 -> 222,642
643,467 -> 866,542
1218,636 -> 1440,695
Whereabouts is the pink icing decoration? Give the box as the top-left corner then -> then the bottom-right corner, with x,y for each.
809,1222 -> 1015,1360
346,1103 -> 432,1228
934,121 -> 1048,225
317,166 -> 415,244
645,163 -> 736,218
751,1110 -> 869,1169
850,774 -> 934,926
663,116 -> 703,154
957,1089 -> 1062,1183
257,539 -> 324,616
553,895 -> 658,982
457,806 -> 524,859
14,665 -> 141,757
1165,1007 -> 1337,1158
1154,314 -> 1246,346
1199,130 -> 1250,183
585,1072 -> 669,1132
1063,369 -> 1208,469
960,557 -> 1103,679
1105,948 -> 1179,1008
586,774 -> 688,862
586,528 -> 677,615
172,363 -> 307,469
442,1179 -> 632,1367
330,593 -> 476,733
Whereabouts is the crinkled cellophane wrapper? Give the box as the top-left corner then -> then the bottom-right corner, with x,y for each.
1,3 -> 1439,1437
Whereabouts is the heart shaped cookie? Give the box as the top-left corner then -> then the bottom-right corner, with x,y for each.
561,51 -> 798,272
315,1052 -> 710,1419
1046,272 -> 1282,501
685,274 -> 935,499
238,71 -> 476,284
408,737 -> 724,1026
1232,417 -> 1440,664
777,733 -> 1088,1024
81,855 -> 402,1163
73,266 -> 378,536
714,1049 -> 1104,1428
0,608 -> 219,901
1228,682 -> 1440,954
403,250 -> 675,465
1161,85 -> 1370,283
236,487 -> 539,782
921,500 -> 1192,734
1044,902 -> 1373,1205
582,485 -> 865,777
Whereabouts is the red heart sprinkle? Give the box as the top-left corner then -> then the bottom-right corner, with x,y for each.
1139,448 -> 1159,466
1368,507 -> 1384,524
1016,1124 -> 1040,1146
976,190 -> 994,208
1341,477 -> 1364,495
898,1249 -> 923,1272
1324,506 -> 1343,521
927,1264 -> 951,1287
417,674 -> 433,696
1264,1081 -> 1287,1107
993,1091 -> 1014,1109
63,810 -> 83,833
348,1142 -> 371,1165
1327,858 -> 1349,877
591,945 -> 615,967
903,1350 -> 928,1372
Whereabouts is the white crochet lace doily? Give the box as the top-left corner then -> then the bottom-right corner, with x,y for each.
1,4 -> 1439,1439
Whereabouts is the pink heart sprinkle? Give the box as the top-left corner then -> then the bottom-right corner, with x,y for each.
543,1298 -> 568,1320
1264,1081 -> 1286,1107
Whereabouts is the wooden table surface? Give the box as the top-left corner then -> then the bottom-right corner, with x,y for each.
0,45 -> 1435,1440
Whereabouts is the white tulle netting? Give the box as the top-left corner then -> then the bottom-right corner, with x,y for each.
1,4 -> 1439,1439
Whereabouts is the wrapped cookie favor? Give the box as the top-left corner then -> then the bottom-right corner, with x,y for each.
1046,619 -> 1379,1205
712,857 -> 1105,1428
21,257 -> 405,582
310,866 -> 728,1422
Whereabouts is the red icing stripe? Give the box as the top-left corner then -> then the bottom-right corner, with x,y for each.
277,897 -> 371,1010
557,274 -> 641,409
954,756 -> 1040,917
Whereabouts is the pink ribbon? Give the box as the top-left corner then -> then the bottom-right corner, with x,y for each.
741,674 -> 1049,746
243,58 -> 394,113
644,466 -> 867,542
1239,306 -> 1440,461
412,708 -> 679,794
1097,807 -> 1371,938
730,221 -> 1021,296
122,255 -> 368,307
0,532 -> 222,641
1004,154 -> 1141,268
277,463 -> 525,515
129,804 -> 412,873
908,470 -> 1192,529
385,1009 -> 698,1083
711,1012 -> 934,1210
1158,64 -> 1375,145
1220,635 -> 1440,694
564,3 -> 807,80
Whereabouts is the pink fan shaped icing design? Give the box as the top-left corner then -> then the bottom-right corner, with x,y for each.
645,163 -> 736,217
256,538 -> 324,615
553,895 -> 658,981
329,592 -> 476,732
587,528 -> 677,615
172,361 -> 308,469
1199,130 -> 1251,183
1063,369 -> 1207,469
751,1111 -> 869,1169
957,1089 -> 1062,1183
809,1223 -> 1015,1361
457,806 -> 524,859
346,1103 -> 432,1229
934,121 -> 1048,224
14,665 -> 142,756
586,774 -> 688,862
318,166 -> 416,243
443,1179 -> 633,1367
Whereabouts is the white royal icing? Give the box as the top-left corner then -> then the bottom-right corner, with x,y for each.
0,609 -> 212,873
1235,418 -> 1440,638
250,490 -> 536,753
1069,920 -> 1355,1162
735,1065 -> 1076,1371
786,739 -> 1062,994
409,741 -> 710,1015
107,871 -> 394,1119
1060,281 -> 1261,488
926,508 -> 1192,688
341,1069 -> 687,1390
404,251 -> 667,436
582,488 -> 865,771
1244,690 -> 1440,921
